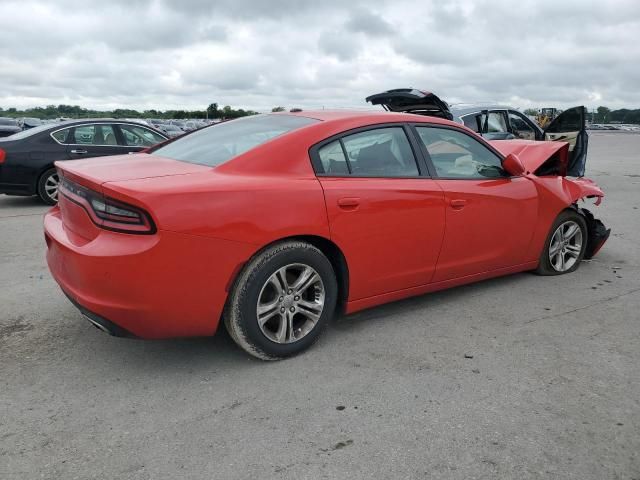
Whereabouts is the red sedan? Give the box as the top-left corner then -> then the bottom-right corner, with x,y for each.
44,111 -> 610,359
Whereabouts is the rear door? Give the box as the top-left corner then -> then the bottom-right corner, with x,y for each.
66,123 -> 124,159
312,125 -> 446,300
413,125 -> 538,282
543,106 -> 588,176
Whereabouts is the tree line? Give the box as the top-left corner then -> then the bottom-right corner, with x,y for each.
0,102 -> 259,120
2,103 -> 640,124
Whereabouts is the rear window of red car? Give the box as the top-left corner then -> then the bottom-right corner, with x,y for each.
151,114 -> 318,167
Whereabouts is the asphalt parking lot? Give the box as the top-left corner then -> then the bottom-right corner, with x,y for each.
1,132 -> 639,480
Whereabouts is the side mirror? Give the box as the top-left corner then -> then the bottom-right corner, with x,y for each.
502,153 -> 526,176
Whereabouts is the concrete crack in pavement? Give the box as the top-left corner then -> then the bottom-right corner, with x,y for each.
523,287 -> 640,325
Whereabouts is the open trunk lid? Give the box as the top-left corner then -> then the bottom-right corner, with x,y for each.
366,88 -> 453,120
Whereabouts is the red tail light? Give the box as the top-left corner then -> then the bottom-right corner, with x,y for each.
59,175 -> 156,234
0,148 -> 6,164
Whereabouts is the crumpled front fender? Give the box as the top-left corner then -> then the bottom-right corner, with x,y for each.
563,177 -> 604,205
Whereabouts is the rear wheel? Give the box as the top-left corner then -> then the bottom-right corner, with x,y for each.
536,210 -> 587,275
224,241 -> 337,360
37,168 -> 59,205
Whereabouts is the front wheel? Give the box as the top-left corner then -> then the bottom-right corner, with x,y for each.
37,168 -> 59,205
535,210 -> 588,275
224,241 -> 337,360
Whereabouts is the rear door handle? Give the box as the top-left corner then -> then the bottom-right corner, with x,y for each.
337,197 -> 360,208
450,199 -> 467,209
70,149 -> 88,154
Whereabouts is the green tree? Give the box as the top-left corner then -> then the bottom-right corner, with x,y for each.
596,106 -> 610,123
271,106 -> 285,112
207,103 -> 219,118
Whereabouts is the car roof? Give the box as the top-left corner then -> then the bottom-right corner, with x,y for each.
449,104 -> 517,117
282,109 -> 456,126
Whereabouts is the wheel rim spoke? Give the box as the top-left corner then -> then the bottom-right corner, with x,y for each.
566,244 -> 581,256
549,240 -> 562,257
274,267 -> 289,293
257,299 -> 280,326
564,223 -> 579,241
292,267 -> 319,295
296,299 -> 322,322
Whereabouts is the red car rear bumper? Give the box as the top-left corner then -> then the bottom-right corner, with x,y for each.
44,206 -> 255,339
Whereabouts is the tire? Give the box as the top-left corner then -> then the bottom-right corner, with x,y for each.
224,241 -> 338,360
535,209 -> 588,275
36,168 -> 59,205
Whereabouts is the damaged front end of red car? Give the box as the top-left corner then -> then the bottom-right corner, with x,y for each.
492,139 -> 611,259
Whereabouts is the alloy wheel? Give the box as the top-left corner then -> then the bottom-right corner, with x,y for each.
256,263 -> 325,344
44,173 -> 60,203
549,220 -> 583,272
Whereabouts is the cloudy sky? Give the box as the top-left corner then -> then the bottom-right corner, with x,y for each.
1,0 -> 639,112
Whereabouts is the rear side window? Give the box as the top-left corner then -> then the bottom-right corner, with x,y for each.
315,127 -> 419,177
461,114 -> 480,132
51,128 -> 71,144
152,114 -> 318,167
318,140 -> 349,174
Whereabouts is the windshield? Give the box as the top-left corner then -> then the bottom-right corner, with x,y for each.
0,118 -> 18,126
152,114 -> 319,167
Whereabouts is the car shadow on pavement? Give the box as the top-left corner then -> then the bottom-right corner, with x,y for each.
332,272 -> 533,333
74,272 -> 534,370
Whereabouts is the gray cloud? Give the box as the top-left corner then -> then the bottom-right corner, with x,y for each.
345,8 -> 395,36
0,0 -> 639,112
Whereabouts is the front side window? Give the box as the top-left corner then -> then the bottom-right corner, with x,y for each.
341,127 -> 419,177
152,114 -> 318,167
71,124 -> 117,145
508,112 -> 536,140
119,124 -> 165,146
416,126 -> 506,179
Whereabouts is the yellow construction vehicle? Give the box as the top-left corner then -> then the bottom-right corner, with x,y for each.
536,108 -> 561,129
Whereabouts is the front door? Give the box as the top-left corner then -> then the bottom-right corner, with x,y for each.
312,125 -> 446,300
543,106 -> 588,176
413,125 -> 538,282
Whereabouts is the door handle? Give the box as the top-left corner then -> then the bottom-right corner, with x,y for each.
70,149 -> 88,154
337,197 -> 360,208
450,199 -> 467,209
